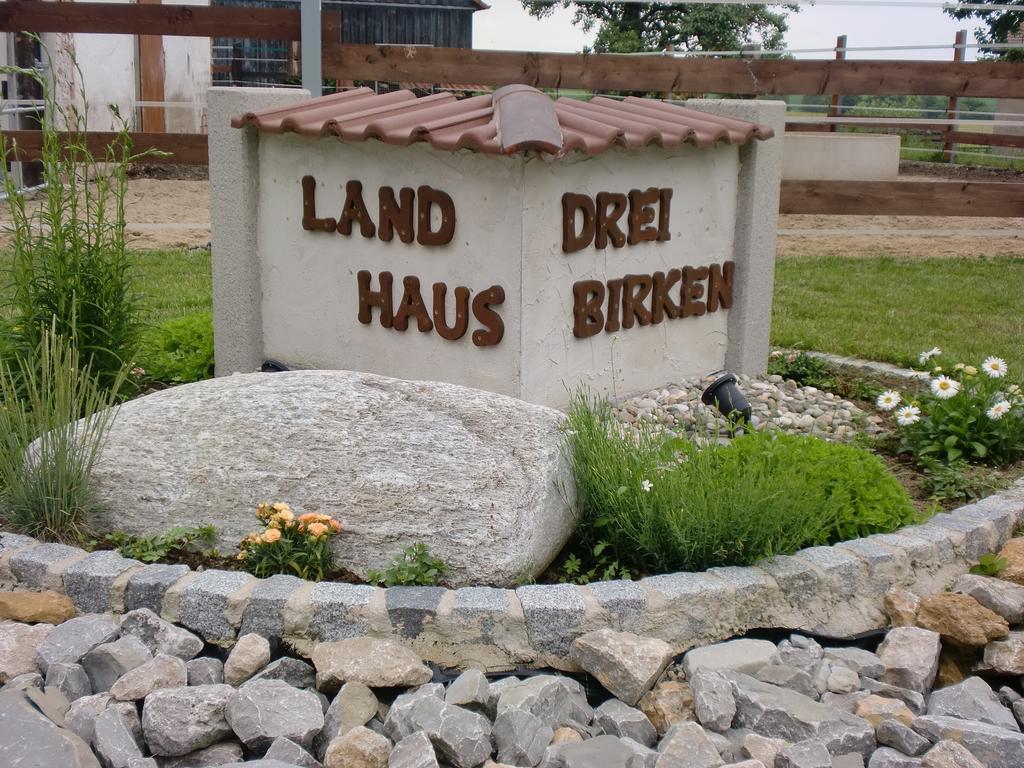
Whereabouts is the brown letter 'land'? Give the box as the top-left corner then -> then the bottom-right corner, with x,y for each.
417,186 -> 456,246
301,175 -> 337,232
378,186 -> 415,243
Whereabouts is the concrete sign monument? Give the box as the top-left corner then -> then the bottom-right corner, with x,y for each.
210,85 -> 785,407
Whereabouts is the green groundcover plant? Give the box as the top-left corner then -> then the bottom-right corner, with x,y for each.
137,312 -> 214,384
874,348 -> 1024,466
563,391 -> 917,575
367,543 -> 448,587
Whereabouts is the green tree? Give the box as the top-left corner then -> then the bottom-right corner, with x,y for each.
945,2 -> 1024,59
521,1 -> 791,54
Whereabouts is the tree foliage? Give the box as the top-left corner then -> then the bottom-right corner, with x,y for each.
945,1 -> 1024,59
521,1 -> 790,53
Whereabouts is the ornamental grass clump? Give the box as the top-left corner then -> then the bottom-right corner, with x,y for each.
875,348 -> 1024,466
563,391 -> 915,576
0,326 -> 126,542
238,502 -> 342,581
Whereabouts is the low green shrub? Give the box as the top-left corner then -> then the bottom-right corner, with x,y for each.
100,524 -> 216,563
1,63 -> 143,396
0,327 -> 126,542
138,312 -> 214,384
563,392 -> 917,575
875,349 -> 1024,466
367,543 -> 448,587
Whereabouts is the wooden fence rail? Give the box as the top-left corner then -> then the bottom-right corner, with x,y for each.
0,0 -> 341,40
322,43 -> 1024,99
7,130 -> 1023,218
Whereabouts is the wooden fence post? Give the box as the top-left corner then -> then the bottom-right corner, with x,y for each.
944,30 -> 967,162
137,0 -> 166,133
828,34 -> 846,133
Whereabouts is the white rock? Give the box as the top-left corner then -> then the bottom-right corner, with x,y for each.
83,370 -> 575,587
683,639 -> 777,678
876,628 -> 941,695
224,634 -> 271,686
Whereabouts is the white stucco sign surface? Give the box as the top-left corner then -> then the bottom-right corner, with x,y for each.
210,86 -> 785,408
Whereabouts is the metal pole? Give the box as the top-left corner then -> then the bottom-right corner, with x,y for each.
300,0 -> 322,97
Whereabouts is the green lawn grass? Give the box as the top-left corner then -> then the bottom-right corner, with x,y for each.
771,255 -> 1024,372
131,249 -> 212,326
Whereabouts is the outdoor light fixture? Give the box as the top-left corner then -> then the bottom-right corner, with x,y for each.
261,359 -> 290,373
701,373 -> 752,424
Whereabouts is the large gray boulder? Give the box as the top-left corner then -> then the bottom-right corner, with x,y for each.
0,689 -> 100,767
85,370 -> 574,587
225,679 -> 325,752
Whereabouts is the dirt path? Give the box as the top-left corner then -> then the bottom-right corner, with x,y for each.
4,176 -> 1023,258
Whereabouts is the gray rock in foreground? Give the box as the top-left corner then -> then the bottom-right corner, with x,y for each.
140,684 -> 234,756
0,689 -> 100,767
225,679 -> 325,752
84,369 -> 576,586
912,715 -> 1024,768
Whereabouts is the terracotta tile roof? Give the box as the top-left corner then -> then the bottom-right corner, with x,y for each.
231,84 -> 774,157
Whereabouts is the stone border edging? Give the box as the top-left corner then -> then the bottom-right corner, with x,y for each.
2,479 -> 1023,672
774,348 -> 929,382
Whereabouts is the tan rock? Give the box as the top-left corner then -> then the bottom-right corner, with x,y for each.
855,694 -> 916,728
934,646 -> 973,688
742,733 -> 789,767
313,637 -> 431,692
922,739 -> 985,768
551,727 -> 584,744
884,589 -> 920,627
0,591 -> 76,624
223,633 -> 271,686
996,538 -> 1024,586
0,620 -> 53,683
916,593 -> 1009,647
323,725 -> 390,768
638,680 -> 694,737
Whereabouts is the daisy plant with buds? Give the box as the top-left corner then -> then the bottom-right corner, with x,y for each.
877,350 -> 1024,466
237,502 -> 342,581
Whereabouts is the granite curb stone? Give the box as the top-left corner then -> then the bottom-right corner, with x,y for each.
1,480 -> 1021,667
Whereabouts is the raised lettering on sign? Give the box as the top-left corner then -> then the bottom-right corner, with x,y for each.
571,261 -> 734,339
562,188 -> 673,253
301,177 -> 456,246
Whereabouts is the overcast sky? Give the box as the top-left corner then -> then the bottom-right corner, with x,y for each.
473,0 -> 986,61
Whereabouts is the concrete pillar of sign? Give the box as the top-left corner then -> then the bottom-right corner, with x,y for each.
208,86 -> 311,376
687,98 -> 786,377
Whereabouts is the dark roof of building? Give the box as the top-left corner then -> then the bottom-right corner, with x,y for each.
232,84 -> 774,158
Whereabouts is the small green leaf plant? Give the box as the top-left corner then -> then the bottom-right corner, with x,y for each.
767,350 -> 836,391
99,524 -> 216,563
875,349 -> 1024,466
237,502 -> 342,581
559,541 -> 632,585
366,543 -> 448,587
970,553 -> 1008,577
137,312 -> 214,385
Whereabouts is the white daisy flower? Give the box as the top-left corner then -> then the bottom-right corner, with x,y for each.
876,390 -> 901,411
895,405 -> 921,426
641,479 -> 653,493
930,376 -> 960,399
983,356 -> 1008,378
987,401 -> 1011,420
919,347 -> 941,365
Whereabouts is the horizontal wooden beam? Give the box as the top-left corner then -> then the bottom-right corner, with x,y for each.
786,124 -> 1024,149
3,130 -> 209,165
0,0 -> 341,40
780,180 -> 1024,217
323,44 -> 1024,98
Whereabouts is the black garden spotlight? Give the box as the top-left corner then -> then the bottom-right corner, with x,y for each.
701,372 -> 752,424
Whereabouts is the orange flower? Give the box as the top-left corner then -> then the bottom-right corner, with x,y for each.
329,519 -> 342,533
272,502 -> 292,513
262,528 -> 282,543
256,502 -> 271,519
298,513 -> 319,524
307,522 -> 328,537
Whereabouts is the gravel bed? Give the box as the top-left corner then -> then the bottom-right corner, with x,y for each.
613,374 -> 886,440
